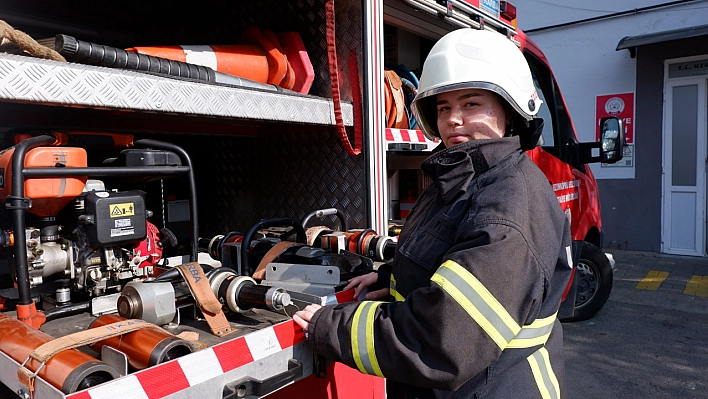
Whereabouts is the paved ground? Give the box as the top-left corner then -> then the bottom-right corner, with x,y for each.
564,249 -> 708,399
608,249 -> 708,314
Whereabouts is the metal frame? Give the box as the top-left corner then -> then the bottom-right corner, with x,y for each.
661,55 -> 708,256
364,0 -> 389,236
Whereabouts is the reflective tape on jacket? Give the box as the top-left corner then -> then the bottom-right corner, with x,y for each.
507,312 -> 556,349
351,301 -> 385,377
527,347 -> 561,399
431,260 -> 556,350
390,274 -> 405,302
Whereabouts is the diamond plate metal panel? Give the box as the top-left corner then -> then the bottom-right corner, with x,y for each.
0,53 -> 353,126
0,0 -> 369,237
183,129 -> 368,236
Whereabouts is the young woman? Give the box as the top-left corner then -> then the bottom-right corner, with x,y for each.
294,28 -> 572,399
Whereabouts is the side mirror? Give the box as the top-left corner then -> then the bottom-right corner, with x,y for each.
599,117 -> 625,164
574,116 -> 626,165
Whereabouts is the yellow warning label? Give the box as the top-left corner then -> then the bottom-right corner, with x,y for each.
110,203 -> 135,218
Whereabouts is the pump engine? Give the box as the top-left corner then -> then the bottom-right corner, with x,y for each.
0,138 -> 186,304
2,180 -> 171,298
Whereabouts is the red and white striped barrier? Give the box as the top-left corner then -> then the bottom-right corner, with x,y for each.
67,290 -> 356,399
385,128 -> 438,144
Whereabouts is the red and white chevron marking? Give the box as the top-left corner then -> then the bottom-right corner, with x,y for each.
67,290 -> 356,399
385,128 -> 439,144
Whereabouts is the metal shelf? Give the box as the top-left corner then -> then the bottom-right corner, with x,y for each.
0,53 -> 353,128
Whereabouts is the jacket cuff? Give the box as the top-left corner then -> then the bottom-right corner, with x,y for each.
371,263 -> 392,291
308,305 -> 333,356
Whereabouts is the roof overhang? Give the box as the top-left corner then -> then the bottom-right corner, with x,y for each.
616,24 -> 708,58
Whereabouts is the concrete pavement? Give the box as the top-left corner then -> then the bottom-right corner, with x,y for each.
564,250 -> 708,398
604,249 -> 708,315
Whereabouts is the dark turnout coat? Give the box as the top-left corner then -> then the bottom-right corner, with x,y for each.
308,137 -> 573,398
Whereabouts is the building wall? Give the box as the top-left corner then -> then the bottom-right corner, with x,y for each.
600,37 -> 708,251
515,1 -> 708,251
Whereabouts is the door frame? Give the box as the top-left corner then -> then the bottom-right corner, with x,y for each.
662,55 -> 708,256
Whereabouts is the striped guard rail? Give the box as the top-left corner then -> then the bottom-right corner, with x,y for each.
66,289 -> 356,399
385,128 -> 440,148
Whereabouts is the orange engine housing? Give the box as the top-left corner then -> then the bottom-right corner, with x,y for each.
0,146 -> 88,216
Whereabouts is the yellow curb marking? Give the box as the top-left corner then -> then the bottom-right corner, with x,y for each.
635,270 -> 669,290
683,275 -> 708,298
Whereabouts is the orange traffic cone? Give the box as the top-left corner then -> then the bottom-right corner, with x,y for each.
276,31 -> 314,94
238,25 -> 288,86
262,29 -> 296,90
126,44 -> 270,83
126,26 -> 314,93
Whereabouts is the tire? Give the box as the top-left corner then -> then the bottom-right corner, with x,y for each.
561,241 -> 613,322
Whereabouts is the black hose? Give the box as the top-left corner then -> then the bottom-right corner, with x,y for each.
44,301 -> 91,322
10,134 -> 56,305
152,263 -> 214,283
55,34 -> 214,82
54,34 -> 283,92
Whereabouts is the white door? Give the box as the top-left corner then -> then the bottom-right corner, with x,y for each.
662,75 -> 707,256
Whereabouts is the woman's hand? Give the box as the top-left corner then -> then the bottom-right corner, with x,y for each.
344,272 -> 389,301
293,304 -> 321,334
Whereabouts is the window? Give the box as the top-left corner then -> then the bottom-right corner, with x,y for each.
524,51 -> 583,171
531,70 -> 555,151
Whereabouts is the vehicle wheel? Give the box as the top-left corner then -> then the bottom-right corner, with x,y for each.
561,241 -> 613,322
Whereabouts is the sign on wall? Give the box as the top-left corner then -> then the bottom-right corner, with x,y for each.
596,92 -> 634,144
668,57 -> 708,78
596,92 -> 634,168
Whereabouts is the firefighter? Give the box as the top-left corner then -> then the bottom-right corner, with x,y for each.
294,28 -> 572,398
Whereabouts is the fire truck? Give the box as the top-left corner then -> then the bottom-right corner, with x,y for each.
0,0 -> 623,398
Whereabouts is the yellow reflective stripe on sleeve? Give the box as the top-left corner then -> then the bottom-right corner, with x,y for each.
351,301 -> 385,377
507,312 -> 557,349
431,260 -> 521,349
390,274 -> 405,302
527,347 -> 561,399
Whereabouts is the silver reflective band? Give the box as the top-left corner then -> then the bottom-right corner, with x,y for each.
351,301 -> 385,377
432,261 -> 520,349
527,347 -> 561,399
432,260 -> 557,350
508,313 -> 557,349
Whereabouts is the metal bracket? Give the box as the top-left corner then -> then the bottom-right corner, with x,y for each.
101,346 -> 129,377
5,195 -> 31,210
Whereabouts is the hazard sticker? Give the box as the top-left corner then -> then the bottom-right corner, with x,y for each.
110,203 -> 135,218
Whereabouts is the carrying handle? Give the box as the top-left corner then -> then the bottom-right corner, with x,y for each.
222,359 -> 302,398
240,218 -> 306,276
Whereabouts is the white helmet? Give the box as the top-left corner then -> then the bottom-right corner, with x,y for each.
410,28 -> 543,141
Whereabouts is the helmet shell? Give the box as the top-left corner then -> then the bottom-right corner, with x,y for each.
411,29 -> 542,140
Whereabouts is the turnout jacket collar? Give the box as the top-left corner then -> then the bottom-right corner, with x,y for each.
421,137 -> 522,203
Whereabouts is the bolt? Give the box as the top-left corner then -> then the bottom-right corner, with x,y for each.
16,389 -> 30,399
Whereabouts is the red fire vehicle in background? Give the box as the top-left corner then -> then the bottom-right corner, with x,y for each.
384,0 -> 623,323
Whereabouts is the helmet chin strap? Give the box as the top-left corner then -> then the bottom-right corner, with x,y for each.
506,118 -> 545,151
